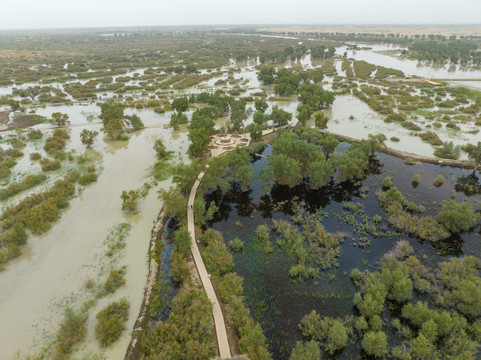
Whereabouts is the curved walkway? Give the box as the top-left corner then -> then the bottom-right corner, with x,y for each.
187,169 -> 232,359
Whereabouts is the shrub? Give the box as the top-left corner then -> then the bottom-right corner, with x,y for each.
0,174 -> 47,200
228,237 -> 244,252
436,200 -> 480,232
28,129 -> 43,139
390,136 -> 400,142
202,236 -> 234,276
433,174 -> 444,186
78,172 -> 98,186
40,158 -> 61,172
382,176 -> 393,188
120,189 -> 140,212
255,224 -> 272,254
30,152 -> 41,161
420,131 -> 442,145
140,287 -> 216,359
95,299 -> 130,347
103,268 -> 126,294
170,251 -> 190,285
434,141 -> 460,160
54,307 -> 87,357
412,174 -> 420,184
217,272 -> 244,304
10,138 -> 26,149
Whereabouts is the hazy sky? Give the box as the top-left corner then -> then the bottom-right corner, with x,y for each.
1,0 -> 480,30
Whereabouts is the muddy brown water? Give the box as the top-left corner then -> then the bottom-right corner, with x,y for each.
0,107 -> 189,359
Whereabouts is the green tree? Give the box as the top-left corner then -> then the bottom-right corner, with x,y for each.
51,112 -> 70,127
172,162 -> 199,196
172,97 -> 189,112
193,196 -> 206,226
326,322 -> 348,355
254,98 -> 269,113
253,111 -> 269,127
239,323 -> 273,360
436,199 -> 480,232
188,127 -> 211,157
297,104 -> 314,125
452,278 -> 481,317
297,83 -> 335,110
206,201 -> 219,221
126,114 -> 143,130
289,340 -> 321,360
362,331 -> 388,358
318,133 -> 339,157
314,112 -> 329,129
367,133 -> 387,154
270,105 -> 292,126
410,334 -> 439,360
170,112 -> 188,129
158,187 -> 187,221
307,159 -> 334,189
465,142 -> 481,175
336,147 -> 370,182
80,129 -> 98,148
420,319 -> 438,343
174,226 -> 192,257
270,154 -> 302,187
100,103 -> 124,139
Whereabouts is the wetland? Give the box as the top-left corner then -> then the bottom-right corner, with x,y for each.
0,26 -> 480,360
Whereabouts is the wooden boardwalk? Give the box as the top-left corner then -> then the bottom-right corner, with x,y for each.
187,169 -> 232,359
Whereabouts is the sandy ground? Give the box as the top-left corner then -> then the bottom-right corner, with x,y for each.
258,25 -> 481,37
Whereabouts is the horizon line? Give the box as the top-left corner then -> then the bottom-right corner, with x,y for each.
1,23 -> 481,32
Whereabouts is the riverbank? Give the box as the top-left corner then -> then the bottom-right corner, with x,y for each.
124,208 -> 165,359
320,129 -> 476,170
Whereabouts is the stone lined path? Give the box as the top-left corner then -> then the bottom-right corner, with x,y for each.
187,169 -> 232,359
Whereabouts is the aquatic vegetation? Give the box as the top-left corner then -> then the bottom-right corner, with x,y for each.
299,312 -> 354,355
53,307 -> 87,358
43,128 -> 70,158
434,141 -> 461,160
436,199 -> 480,232
40,158 -> 61,171
377,186 -> 450,242
228,237 -> 244,252
433,174 -> 444,186
0,174 -> 47,200
140,287 -> 216,360
272,213 -> 344,279
102,267 -> 126,295
95,299 -> 130,347
104,223 -> 131,258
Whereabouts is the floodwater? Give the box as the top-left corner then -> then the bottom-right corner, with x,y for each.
0,106 -> 189,359
0,37 -> 480,358
337,43 -> 481,87
206,144 -> 481,359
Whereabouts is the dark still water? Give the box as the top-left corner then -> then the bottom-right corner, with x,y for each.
204,144 -> 481,360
